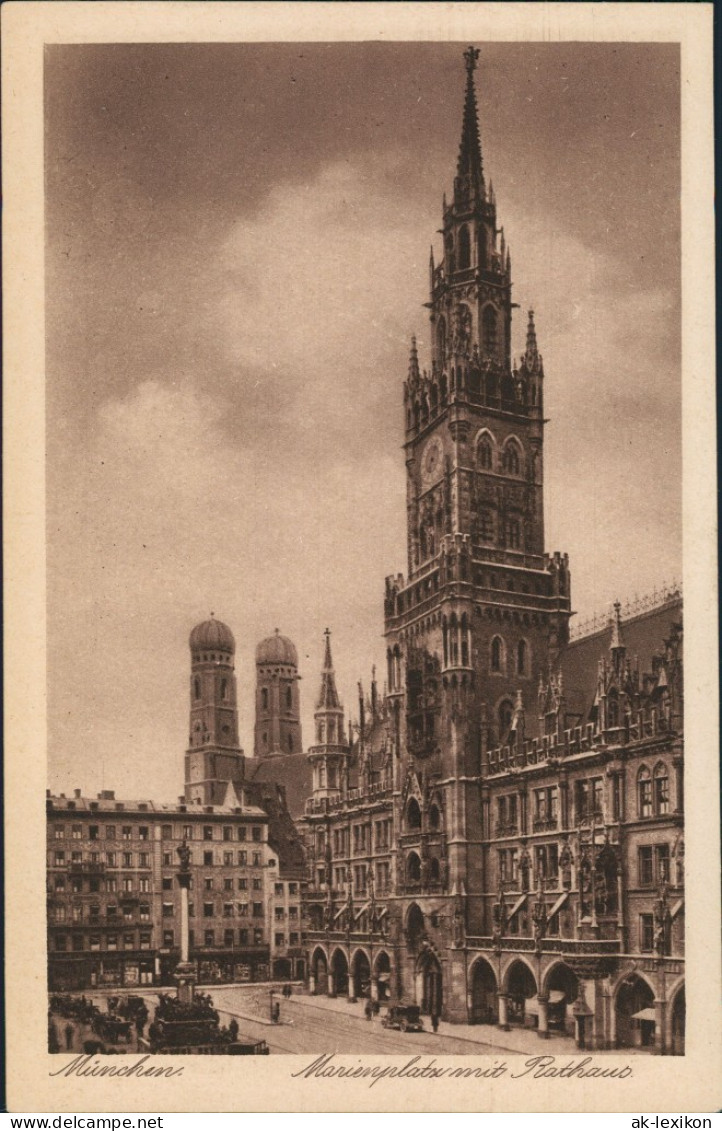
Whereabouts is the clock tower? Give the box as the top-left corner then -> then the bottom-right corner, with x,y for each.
384,48 -> 571,970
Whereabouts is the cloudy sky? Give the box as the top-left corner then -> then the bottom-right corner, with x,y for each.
45,42 -> 680,801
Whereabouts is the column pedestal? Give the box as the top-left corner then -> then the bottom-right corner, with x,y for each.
497,992 -> 510,1032
537,992 -> 550,1038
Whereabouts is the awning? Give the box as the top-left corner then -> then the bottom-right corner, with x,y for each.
354,901 -> 371,922
525,991 -> 565,1014
670,898 -> 684,921
507,892 -> 528,920
547,890 -> 570,920
631,1008 -> 657,1022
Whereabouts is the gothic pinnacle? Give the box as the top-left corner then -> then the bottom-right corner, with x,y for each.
408,335 -> 420,382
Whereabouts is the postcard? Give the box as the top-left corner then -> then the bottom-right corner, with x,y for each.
3,1 -> 719,1114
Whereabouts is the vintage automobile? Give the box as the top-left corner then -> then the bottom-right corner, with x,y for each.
381,1004 -> 424,1033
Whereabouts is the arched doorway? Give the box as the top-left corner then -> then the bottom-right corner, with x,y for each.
670,985 -> 685,1055
330,949 -> 349,998
506,960 -> 537,1027
545,963 -> 579,1035
351,950 -> 371,999
374,951 -> 392,1002
616,974 -> 655,1049
470,958 -> 497,1025
416,949 -> 442,1017
311,948 -> 328,995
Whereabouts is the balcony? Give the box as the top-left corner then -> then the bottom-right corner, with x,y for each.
68,861 -> 106,874
532,818 -> 559,833
494,823 -> 519,839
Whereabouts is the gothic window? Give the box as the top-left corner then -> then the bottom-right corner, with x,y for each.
429,857 -> 441,883
654,762 -> 670,815
220,679 -> 227,700
194,678 -> 201,700
406,798 -> 422,830
637,766 -> 652,819
261,687 -> 269,711
607,689 -> 619,728
442,618 -> 448,668
461,613 -> 470,666
287,733 -> 293,752
478,510 -> 494,542
428,804 -> 440,831
477,434 -> 493,469
504,517 -> 521,549
491,635 -> 504,673
437,316 -> 446,360
286,686 -> 292,710
445,235 -> 455,274
517,639 -> 527,676
450,614 -> 459,665
498,699 -> 514,739
503,440 -> 521,475
458,224 -> 471,270
406,852 -> 422,883
482,306 -> 498,356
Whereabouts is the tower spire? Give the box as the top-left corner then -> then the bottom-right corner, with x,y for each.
455,45 -> 484,202
408,335 -> 420,383
317,628 -> 341,711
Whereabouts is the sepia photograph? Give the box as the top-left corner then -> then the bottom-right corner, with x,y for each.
3,0 -> 718,1115
43,35 -> 685,1059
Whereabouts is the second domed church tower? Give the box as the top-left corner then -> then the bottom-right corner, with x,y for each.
254,630 -> 303,758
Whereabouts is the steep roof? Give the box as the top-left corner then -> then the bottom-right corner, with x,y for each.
247,754 -> 313,821
558,594 -> 683,727
242,776 -> 306,877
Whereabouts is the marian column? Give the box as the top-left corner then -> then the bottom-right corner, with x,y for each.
175,839 -> 197,1004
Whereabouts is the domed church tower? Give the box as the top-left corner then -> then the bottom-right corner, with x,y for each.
185,616 -> 245,804
254,630 -> 303,758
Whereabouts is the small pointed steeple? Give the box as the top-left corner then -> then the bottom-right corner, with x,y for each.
523,308 -> 542,374
317,628 -> 341,711
457,45 -> 486,203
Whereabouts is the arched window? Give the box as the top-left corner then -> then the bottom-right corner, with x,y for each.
503,441 -> 521,475
220,678 -> 228,700
406,798 -> 422,830
477,435 -> 493,469
442,618 -> 449,668
478,510 -> 494,542
428,804 -> 441,831
461,614 -> 470,666
261,687 -> 269,712
654,762 -> 670,815
482,306 -> 498,356
286,685 -> 292,710
445,235 -> 455,274
429,857 -> 441,883
637,766 -> 652,819
517,639 -> 527,676
406,853 -> 422,883
450,614 -> 459,666
491,636 -> 504,673
287,733 -> 293,752
317,720 -> 326,744
437,316 -> 446,360
194,678 -> 201,700
458,225 -> 471,270
607,689 -> 619,728
504,517 -> 521,549
498,699 -> 514,739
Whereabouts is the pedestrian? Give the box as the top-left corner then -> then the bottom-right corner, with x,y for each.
273,1001 -> 280,1023
364,999 -> 373,1021
228,1018 -> 239,1042
64,1022 -> 74,1050
431,1012 -> 439,1034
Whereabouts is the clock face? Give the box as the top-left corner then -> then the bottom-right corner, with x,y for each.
422,436 -> 444,485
